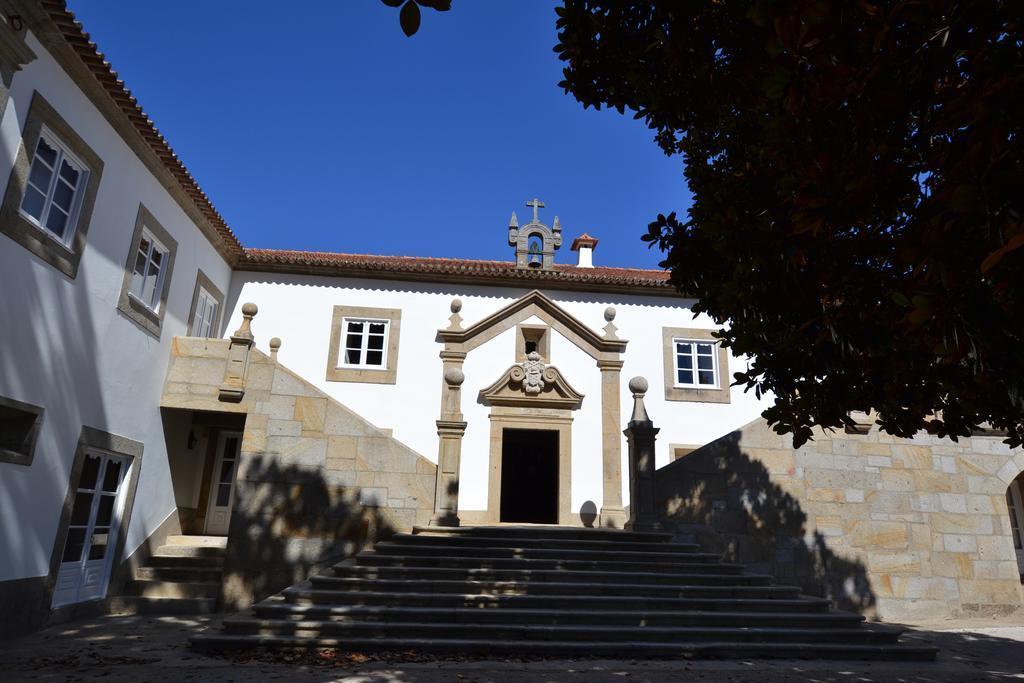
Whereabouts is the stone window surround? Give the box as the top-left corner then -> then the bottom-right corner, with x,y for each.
186,269 -> 224,338
116,203 -> 178,338
669,443 -> 702,462
0,394 -> 44,466
661,326 -> 730,403
0,90 -> 104,279
326,305 -> 402,385
515,323 -> 550,363
45,426 -> 144,616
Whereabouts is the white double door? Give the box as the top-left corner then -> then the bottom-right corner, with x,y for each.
52,449 -> 130,608
204,431 -> 242,536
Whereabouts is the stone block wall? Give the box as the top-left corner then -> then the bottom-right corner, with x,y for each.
162,336 -> 436,610
654,418 -> 1024,621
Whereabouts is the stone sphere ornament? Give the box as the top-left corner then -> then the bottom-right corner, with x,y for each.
241,302 -> 258,317
604,306 -> 616,322
450,298 -> 463,314
444,367 -> 465,386
628,376 -> 649,395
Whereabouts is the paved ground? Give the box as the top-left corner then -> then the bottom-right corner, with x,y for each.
1,613 -> 1023,682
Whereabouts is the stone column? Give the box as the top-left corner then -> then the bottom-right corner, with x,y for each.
219,302 -> 257,403
597,358 -> 627,528
431,354 -> 466,526
624,376 -> 661,532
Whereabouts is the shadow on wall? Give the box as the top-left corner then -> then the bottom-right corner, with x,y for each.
220,454 -> 393,612
654,431 -> 876,615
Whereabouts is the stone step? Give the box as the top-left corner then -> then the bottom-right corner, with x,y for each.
281,588 -> 831,613
307,575 -> 802,599
250,602 -> 866,628
391,532 -> 699,554
412,525 -> 674,544
111,595 -> 218,615
165,534 -> 228,548
357,551 -> 747,574
146,553 -> 224,568
129,579 -> 221,599
189,633 -> 937,660
219,617 -> 904,646
372,541 -> 719,564
154,544 -> 226,559
331,564 -> 775,586
134,565 -> 224,582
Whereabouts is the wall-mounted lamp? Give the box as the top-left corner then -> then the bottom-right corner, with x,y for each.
187,430 -> 197,450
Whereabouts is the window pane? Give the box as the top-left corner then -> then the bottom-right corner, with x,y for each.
101,460 -> 123,492
70,492 -> 94,525
698,370 -> 715,385
345,333 -> 362,349
61,528 -> 86,563
346,321 -> 364,334
218,459 -> 235,484
20,185 -> 46,220
58,160 -> 80,187
697,354 -> 713,370
344,348 -> 362,364
676,353 -> 693,370
696,343 -> 714,355
45,206 -> 68,238
368,322 -> 386,335
80,454 -> 102,489
35,137 -> 57,166
677,369 -> 694,385
215,483 -> 231,506
367,334 -> 384,351
203,303 -> 217,336
95,495 -> 115,527
28,159 -> 53,193
52,180 -> 74,212
366,350 -> 383,366
87,533 -> 108,561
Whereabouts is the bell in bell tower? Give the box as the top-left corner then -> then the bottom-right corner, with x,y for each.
507,198 -> 562,270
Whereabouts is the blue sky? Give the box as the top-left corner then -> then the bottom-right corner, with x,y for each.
68,1 -> 691,269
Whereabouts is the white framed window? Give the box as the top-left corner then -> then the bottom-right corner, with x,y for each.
673,339 -> 719,388
19,126 -> 89,245
128,228 -> 169,312
190,286 -> 219,337
341,318 -> 390,369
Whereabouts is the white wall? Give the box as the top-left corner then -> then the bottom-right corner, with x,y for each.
226,273 -> 771,513
0,33 -> 233,582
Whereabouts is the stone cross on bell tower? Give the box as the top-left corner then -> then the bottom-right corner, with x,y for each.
508,198 -> 563,270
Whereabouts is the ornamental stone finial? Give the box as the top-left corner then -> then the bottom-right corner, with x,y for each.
526,198 -> 545,223
628,376 -> 651,423
604,306 -> 616,322
509,211 -> 518,229
269,337 -> 281,361
603,306 -> 620,340
446,297 -> 464,331
233,302 -> 258,341
444,367 -> 465,386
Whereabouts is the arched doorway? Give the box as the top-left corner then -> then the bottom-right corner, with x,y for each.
1006,471 -> 1024,580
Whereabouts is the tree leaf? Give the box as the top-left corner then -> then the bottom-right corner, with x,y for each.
400,0 -> 421,36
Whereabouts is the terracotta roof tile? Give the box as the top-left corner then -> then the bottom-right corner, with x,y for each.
241,248 -> 674,293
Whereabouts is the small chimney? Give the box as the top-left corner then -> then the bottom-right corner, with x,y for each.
570,233 -> 599,268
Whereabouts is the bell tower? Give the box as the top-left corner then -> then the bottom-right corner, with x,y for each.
508,198 -> 562,270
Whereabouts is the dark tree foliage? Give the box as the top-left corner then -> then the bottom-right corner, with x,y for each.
555,1 -> 1024,446
381,0 -> 451,37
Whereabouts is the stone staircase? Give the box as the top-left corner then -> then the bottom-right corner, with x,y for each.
190,526 -> 936,660
114,535 -> 226,615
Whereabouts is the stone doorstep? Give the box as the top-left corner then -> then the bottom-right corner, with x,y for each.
331,564 -> 777,585
165,535 -> 228,549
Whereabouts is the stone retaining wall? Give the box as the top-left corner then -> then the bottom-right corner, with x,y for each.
654,418 -> 1024,621
162,336 -> 436,610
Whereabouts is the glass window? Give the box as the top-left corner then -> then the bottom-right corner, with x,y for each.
674,340 -> 718,388
128,229 -> 169,311
190,286 -> 219,337
19,130 -> 88,244
341,318 -> 389,369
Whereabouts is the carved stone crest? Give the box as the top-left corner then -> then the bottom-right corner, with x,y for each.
521,351 -> 546,394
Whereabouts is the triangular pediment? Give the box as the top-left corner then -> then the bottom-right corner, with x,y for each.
437,289 -> 626,360
478,363 -> 584,410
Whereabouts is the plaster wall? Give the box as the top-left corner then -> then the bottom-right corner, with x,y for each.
225,273 -> 771,514
0,34 -> 232,583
